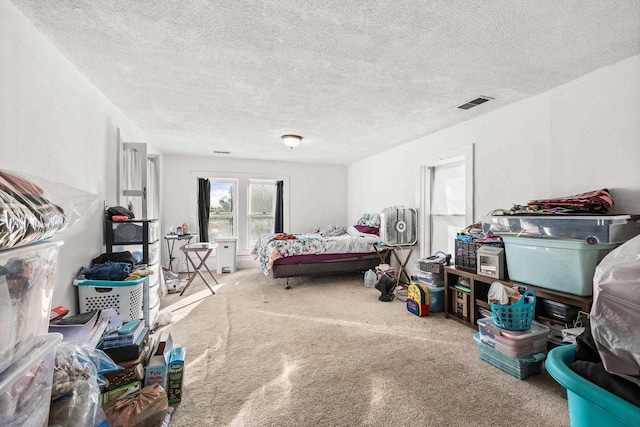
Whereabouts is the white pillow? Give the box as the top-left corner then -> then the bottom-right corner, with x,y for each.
347,225 -> 375,237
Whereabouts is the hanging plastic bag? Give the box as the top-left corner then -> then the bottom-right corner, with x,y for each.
0,169 -> 99,249
591,234 -> 640,383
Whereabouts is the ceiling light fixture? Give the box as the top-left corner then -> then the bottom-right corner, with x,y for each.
281,134 -> 303,149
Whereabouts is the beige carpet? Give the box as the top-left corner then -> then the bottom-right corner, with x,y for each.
157,269 -> 570,427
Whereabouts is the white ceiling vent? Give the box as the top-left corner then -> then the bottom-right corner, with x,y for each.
457,96 -> 493,110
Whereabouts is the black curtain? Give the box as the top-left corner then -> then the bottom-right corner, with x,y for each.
274,180 -> 284,233
197,178 -> 211,242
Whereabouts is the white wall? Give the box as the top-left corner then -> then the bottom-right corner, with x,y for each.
348,55 -> 640,274
0,0 -> 156,312
162,155 -> 347,270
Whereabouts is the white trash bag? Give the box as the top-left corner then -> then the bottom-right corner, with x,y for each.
591,234 -> 640,381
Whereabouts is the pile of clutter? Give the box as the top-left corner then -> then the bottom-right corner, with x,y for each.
474,282 -> 551,380
48,309 -> 186,426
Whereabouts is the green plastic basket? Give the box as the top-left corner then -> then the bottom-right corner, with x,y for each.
489,290 -> 536,331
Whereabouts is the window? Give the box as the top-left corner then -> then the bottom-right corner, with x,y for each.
430,161 -> 467,256
209,180 -> 236,240
247,180 -> 276,246
197,173 -> 288,253
420,145 -> 474,259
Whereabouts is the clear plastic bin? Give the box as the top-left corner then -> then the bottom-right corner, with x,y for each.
0,333 -> 62,426
473,333 -> 546,380
416,269 -> 444,287
0,240 -> 63,375
477,317 -> 549,358
482,214 -> 640,244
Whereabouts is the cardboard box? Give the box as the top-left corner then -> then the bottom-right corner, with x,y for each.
167,347 -> 187,404
452,290 -> 468,318
144,333 -> 173,389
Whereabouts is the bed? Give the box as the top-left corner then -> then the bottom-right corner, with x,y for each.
251,224 -> 390,281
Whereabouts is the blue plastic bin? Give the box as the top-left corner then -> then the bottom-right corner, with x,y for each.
425,283 -> 444,313
546,344 -> 640,427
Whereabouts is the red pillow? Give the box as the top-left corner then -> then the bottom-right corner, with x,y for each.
354,225 -> 379,236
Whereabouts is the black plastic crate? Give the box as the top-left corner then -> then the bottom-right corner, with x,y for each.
454,240 -> 504,272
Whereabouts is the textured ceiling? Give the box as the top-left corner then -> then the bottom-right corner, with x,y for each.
10,1 -> 640,165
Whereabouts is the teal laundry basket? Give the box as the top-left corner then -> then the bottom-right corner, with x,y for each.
546,344 -> 640,427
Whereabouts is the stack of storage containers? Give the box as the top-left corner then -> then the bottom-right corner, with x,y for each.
415,259 -> 445,313
482,214 -> 640,343
482,214 -> 640,297
0,241 -> 64,425
474,317 -> 550,380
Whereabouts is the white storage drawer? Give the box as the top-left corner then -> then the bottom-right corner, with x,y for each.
148,262 -> 160,287
113,241 -> 159,265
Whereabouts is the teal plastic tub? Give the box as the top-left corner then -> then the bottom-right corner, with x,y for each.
473,333 -> 545,380
501,236 -> 617,296
546,344 -> 640,427
425,282 -> 444,313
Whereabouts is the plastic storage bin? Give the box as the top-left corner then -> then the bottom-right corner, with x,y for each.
473,333 -> 546,380
108,220 -> 159,244
112,241 -> 159,265
416,269 -> 444,287
424,282 -> 444,312
0,333 -> 62,426
482,214 -> 640,244
541,299 -> 580,322
0,240 -> 63,375
546,344 -> 640,427
477,317 -> 549,358
75,277 -> 145,321
455,240 -> 504,271
502,236 -> 617,296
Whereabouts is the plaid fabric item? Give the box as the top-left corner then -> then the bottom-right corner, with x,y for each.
528,189 -> 613,213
